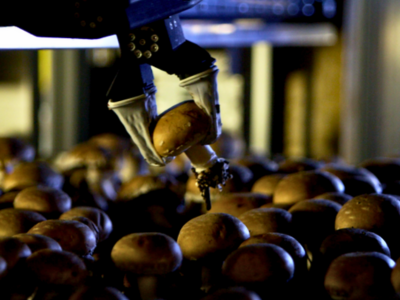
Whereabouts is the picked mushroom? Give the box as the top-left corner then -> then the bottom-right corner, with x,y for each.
152,101 -> 231,209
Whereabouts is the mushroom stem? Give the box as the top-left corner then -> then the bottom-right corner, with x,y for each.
185,145 -> 231,209
185,145 -> 218,172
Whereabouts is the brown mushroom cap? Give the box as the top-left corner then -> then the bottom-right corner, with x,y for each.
2,161 -> 63,192
152,101 -> 210,158
0,191 -> 19,210
238,208 -> 292,236
0,208 -> 46,237
59,207 -> 112,242
0,137 -> 35,164
177,213 -> 250,261
222,244 -> 294,285
88,133 -> 131,157
208,193 -> 271,218
322,163 -> 382,192
117,174 -> 181,202
251,174 -> 286,197
27,220 -> 97,256
335,194 -> 400,258
14,186 -> 72,217
201,287 -> 261,300
55,142 -> 115,173
277,158 -> 323,174
391,256 -> 400,296
13,233 -> 62,253
359,157 -> 400,184
240,233 -> 306,263
69,286 -> 129,300
0,256 -> 7,280
0,237 -> 31,270
273,170 -> 344,204
233,156 -> 278,183
111,232 -> 182,275
313,192 -> 352,205
26,249 -> 87,286
324,252 -> 396,300
288,199 -> 342,248
319,228 -> 391,264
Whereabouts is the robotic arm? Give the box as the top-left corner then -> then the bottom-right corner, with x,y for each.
1,0 -> 222,167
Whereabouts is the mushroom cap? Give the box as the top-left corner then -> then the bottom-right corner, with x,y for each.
313,192 -> 352,205
0,256 -> 7,280
0,237 -> 31,270
0,191 -> 19,210
359,157 -> 400,184
13,233 -> 62,253
240,233 -> 306,262
319,228 -> 391,263
88,133 -> 131,157
26,249 -> 87,286
54,142 -> 115,173
69,286 -> 129,300
0,208 -> 46,237
391,256 -> 400,295
2,161 -> 64,192
177,213 -> 250,261
335,194 -> 400,257
321,163 -> 382,196
28,219 -> 97,256
153,101 -> 210,158
59,206 -> 112,242
111,232 -> 182,275
251,174 -> 286,196
0,137 -> 35,164
208,193 -> 271,218
222,244 -> 294,285
335,194 -> 400,238
324,252 -> 395,300
273,170 -> 344,204
277,158 -> 323,174
288,199 -> 342,244
117,174 -> 181,203
233,156 -> 278,182
238,208 -> 292,236
14,186 -> 72,217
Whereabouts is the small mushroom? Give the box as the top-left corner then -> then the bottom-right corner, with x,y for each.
14,186 -> 72,219
0,208 -> 46,237
2,161 -> 63,192
177,213 -> 249,293
28,219 -> 97,257
111,232 -> 182,300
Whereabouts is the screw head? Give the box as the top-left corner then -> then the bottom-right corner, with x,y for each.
151,35 -> 159,42
139,39 -> 146,46
150,44 -> 159,52
144,51 -> 152,59
128,43 -> 136,51
129,33 -> 135,41
134,50 -> 142,59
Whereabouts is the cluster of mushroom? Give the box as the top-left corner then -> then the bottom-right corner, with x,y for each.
5,119 -> 400,299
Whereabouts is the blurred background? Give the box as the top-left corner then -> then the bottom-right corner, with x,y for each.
0,0 -> 397,165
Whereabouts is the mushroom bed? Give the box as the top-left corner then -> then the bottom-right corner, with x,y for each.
2,135 -> 400,299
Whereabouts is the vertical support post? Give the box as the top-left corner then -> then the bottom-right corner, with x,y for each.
249,42 -> 272,156
37,50 -> 90,158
